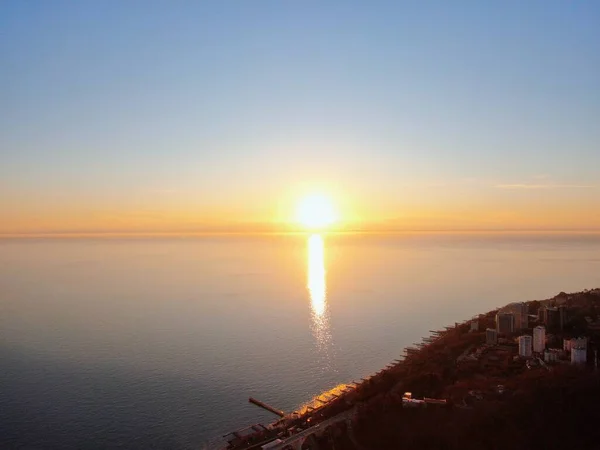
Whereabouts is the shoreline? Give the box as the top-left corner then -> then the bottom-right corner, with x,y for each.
221,287 -> 600,450
220,316 -> 486,449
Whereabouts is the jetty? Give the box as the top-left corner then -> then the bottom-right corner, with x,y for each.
248,397 -> 285,417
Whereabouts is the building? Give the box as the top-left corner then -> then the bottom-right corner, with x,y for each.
565,337 -> 587,352
470,319 -> 479,332
543,307 -> 560,329
533,326 -> 546,353
544,348 -> 563,363
558,305 -> 568,330
518,335 -> 533,358
496,313 -> 515,334
486,328 -> 498,345
571,347 -> 587,365
402,392 -> 426,407
514,302 -> 529,329
572,337 -> 588,350
538,307 -> 545,323
503,302 -> 528,329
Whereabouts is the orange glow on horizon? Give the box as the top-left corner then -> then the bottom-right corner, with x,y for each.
2,186 -> 600,235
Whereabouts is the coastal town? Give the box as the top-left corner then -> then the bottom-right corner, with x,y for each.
221,288 -> 600,450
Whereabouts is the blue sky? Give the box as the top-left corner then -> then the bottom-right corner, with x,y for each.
1,1 -> 599,233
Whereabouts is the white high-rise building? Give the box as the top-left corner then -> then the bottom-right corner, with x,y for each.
518,335 -> 533,358
533,326 -> 546,353
571,347 -> 587,365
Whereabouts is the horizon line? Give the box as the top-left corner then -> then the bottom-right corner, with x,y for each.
2,228 -> 600,239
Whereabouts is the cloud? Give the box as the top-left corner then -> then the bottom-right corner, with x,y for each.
495,184 -> 596,190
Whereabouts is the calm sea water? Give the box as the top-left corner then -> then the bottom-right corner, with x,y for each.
1,233 -> 599,449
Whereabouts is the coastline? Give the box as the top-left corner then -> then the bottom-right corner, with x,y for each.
221,288 -> 600,450
220,313 -> 489,449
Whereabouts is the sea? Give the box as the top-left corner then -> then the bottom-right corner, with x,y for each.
1,233 -> 599,449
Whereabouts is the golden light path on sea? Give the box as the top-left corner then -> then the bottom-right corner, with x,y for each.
307,234 -> 332,353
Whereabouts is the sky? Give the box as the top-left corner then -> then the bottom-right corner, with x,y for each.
1,1 -> 599,234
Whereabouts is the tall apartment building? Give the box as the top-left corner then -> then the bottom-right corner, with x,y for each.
486,328 -> 498,345
544,307 -> 560,329
538,307 -> 545,323
558,305 -> 567,330
514,302 -> 529,329
503,302 -> 528,329
533,326 -> 546,353
496,312 -> 515,334
571,347 -> 587,365
518,335 -> 533,358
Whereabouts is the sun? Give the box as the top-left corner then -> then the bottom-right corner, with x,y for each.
296,194 -> 337,230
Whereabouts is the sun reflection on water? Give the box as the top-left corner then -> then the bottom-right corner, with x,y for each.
308,234 -> 326,315
307,234 -> 332,354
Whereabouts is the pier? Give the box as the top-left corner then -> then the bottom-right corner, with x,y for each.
248,397 -> 285,417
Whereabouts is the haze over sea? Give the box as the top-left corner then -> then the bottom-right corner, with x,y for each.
0,233 -> 599,448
